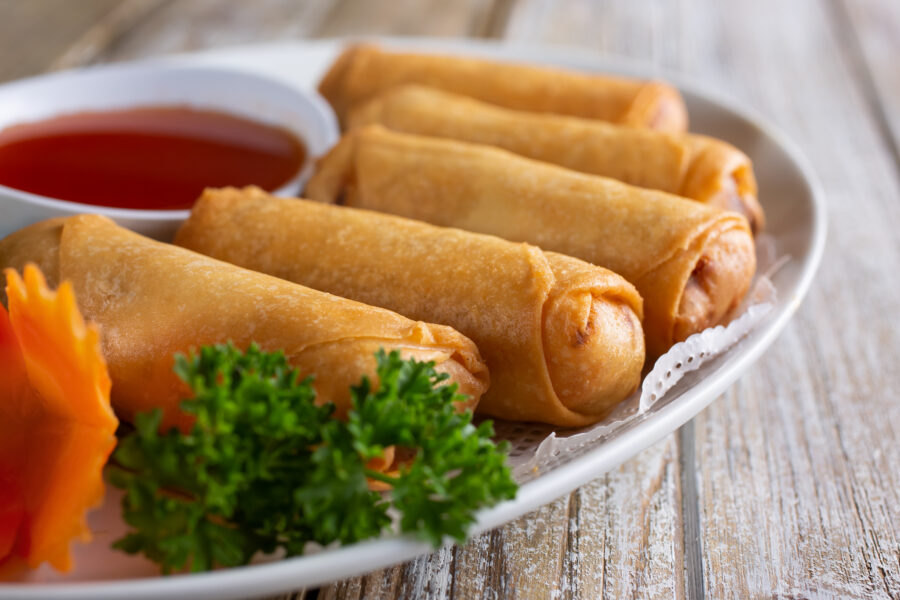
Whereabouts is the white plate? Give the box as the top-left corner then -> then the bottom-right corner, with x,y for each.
0,38 -> 826,600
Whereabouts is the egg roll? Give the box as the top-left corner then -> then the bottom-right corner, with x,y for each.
306,127 -> 756,358
175,188 -> 645,427
348,85 -> 763,233
0,215 -> 488,431
319,44 -> 688,133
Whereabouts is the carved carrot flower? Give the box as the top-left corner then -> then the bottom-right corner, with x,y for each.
0,264 -> 117,576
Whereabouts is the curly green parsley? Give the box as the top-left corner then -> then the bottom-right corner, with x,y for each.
109,343 -> 516,573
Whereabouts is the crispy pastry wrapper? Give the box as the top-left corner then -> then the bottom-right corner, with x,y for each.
319,44 -> 688,133
306,127 -> 756,359
348,85 -> 763,232
176,188 -> 645,428
506,272 -> 777,480
0,216 -> 488,432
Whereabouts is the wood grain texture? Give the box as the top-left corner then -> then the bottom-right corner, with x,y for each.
56,0 -> 339,64
505,0 -> 900,596
686,2 -> 900,595
314,0 -> 494,39
839,0 -> 900,173
50,0 -> 169,71
48,0 -> 497,68
0,0 -> 123,82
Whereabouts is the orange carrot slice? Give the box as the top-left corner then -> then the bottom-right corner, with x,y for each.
0,264 -> 117,575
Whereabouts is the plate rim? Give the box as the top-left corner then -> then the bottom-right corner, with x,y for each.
0,36 -> 827,600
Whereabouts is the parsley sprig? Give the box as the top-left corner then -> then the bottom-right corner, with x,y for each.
109,343 -> 516,573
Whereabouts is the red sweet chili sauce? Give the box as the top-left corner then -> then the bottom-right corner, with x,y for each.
0,106 -> 305,210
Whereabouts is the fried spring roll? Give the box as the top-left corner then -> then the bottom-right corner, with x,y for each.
306,127 -> 756,358
0,215 -> 488,431
319,44 -> 688,133
348,85 -> 763,232
175,188 -> 645,427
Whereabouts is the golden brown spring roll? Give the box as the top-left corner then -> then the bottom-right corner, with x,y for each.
306,127 -> 756,358
348,85 -> 763,232
0,215 -> 488,431
319,44 -> 688,133
175,188 -> 645,427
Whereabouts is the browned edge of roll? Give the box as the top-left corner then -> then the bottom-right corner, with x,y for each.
673,221 -> 756,341
637,214 -> 756,358
421,334 -> 489,415
539,252 -> 645,424
682,135 -> 765,234
622,80 -> 689,133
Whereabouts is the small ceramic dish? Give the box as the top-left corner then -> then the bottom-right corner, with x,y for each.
0,63 -> 339,240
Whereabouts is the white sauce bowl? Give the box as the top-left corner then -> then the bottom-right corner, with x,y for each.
0,63 -> 338,240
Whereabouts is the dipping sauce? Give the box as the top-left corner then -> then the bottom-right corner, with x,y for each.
0,106 -> 305,210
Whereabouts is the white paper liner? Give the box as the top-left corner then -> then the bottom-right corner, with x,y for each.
638,277 -> 775,412
494,234 -> 783,482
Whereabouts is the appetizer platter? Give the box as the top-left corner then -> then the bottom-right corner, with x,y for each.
0,38 -> 824,599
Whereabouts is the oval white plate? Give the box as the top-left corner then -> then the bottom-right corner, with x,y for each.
0,38 -> 825,600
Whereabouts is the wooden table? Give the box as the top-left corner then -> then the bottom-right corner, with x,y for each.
3,0 -> 899,597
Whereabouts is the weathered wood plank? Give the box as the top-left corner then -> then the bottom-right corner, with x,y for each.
0,0 -> 123,83
49,0 -> 497,68
50,0 -> 170,71
505,0 -> 900,596
504,0 -> 686,73
313,0 -> 494,39
60,0 -> 339,64
685,1 -> 900,595
839,0 -> 900,172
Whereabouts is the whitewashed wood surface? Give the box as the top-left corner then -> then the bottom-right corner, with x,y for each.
3,0 -> 898,598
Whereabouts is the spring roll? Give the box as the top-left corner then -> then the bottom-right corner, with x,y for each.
175,188 -> 645,427
348,85 -> 763,232
0,215 -> 488,431
306,127 -> 756,358
319,44 -> 688,133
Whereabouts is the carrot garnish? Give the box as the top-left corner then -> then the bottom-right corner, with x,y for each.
0,264 -> 117,575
